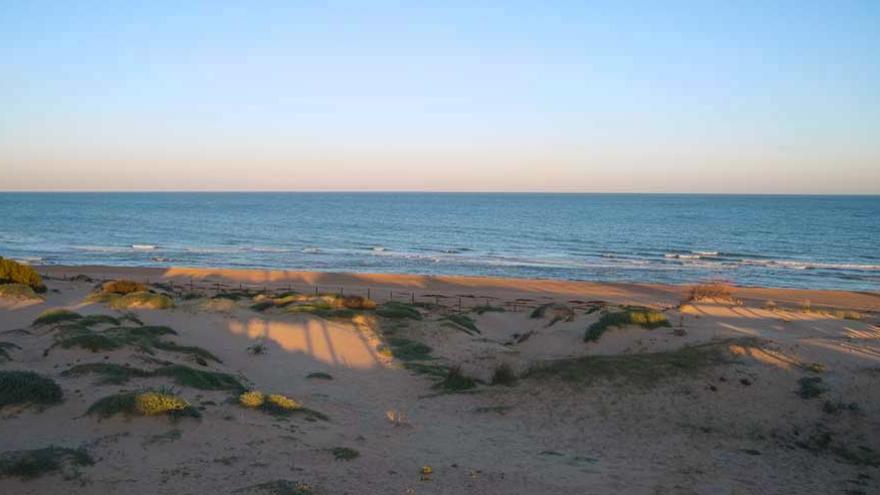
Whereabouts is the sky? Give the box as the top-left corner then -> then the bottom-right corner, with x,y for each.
1,1 -> 878,193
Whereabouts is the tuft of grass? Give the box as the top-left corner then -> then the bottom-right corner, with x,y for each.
33,309 -> 82,326
0,371 -> 63,408
526,338 -> 752,386
0,257 -> 46,293
62,363 -> 153,384
686,281 -> 734,302
155,365 -> 244,391
109,291 -> 174,310
530,303 -> 575,326
402,362 -> 449,378
823,400 -> 860,415
434,366 -> 477,392
440,314 -> 480,334
0,446 -> 93,480
0,283 -> 42,301
331,447 -> 359,461
797,376 -> 827,399
490,363 -> 517,386
306,372 -> 333,380
384,338 -> 432,361
153,340 -> 221,363
584,308 -> 669,342
101,280 -> 147,295
87,389 -> 200,419
376,302 -> 422,320
0,342 -> 21,361
48,324 -> 219,364
57,333 -> 123,352
78,314 -> 122,327
472,305 -> 506,315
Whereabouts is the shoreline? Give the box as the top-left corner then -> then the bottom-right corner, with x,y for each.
36,264 -> 880,311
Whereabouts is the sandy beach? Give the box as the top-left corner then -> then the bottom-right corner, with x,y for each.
2,265 -> 879,494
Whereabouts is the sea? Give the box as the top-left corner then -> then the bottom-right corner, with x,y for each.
1,193 -> 878,291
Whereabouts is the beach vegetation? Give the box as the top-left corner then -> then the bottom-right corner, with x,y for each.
490,362 -> 517,386
797,376 -> 827,399
33,308 -> 82,326
686,281 -> 735,302
306,372 -> 333,380
530,303 -> 575,326
0,342 -> 21,362
584,307 -> 669,342
0,371 -> 63,408
0,283 -> 42,301
526,338 -> 753,386
48,324 -> 220,362
87,389 -> 200,418
0,446 -> 93,480
237,390 -> 327,420
440,314 -> 480,334
434,366 -> 477,392
331,447 -> 360,461
376,302 -> 422,320
101,280 -> 147,295
383,337 -> 432,361
0,257 -> 46,293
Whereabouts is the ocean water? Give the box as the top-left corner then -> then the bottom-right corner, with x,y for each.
0,193 -> 878,291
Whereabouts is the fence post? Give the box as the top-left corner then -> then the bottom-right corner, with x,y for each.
190,278 -> 194,291
458,297 -> 462,313
411,292 -> 415,304
367,288 -> 371,300
315,286 -> 318,295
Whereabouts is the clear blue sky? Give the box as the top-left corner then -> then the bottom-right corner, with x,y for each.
2,1 -> 878,192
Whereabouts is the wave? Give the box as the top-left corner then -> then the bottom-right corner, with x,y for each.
131,244 -> 157,250
371,246 -> 386,252
664,253 -> 702,260
301,247 -> 321,254
738,259 -> 880,272
692,250 -> 718,256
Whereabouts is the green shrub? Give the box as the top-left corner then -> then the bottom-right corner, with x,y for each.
100,280 -> 147,295
384,338 -> 432,361
434,366 -> 477,392
306,372 -> 333,380
87,390 -> 200,418
585,308 -> 669,342
62,363 -> 153,384
33,309 -> 82,326
797,376 -> 827,399
0,446 -> 93,480
0,283 -> 41,300
155,365 -> 244,391
376,302 -> 422,320
57,333 -> 123,352
490,363 -> 517,386
0,257 -> 45,293
440,314 -> 480,334
331,447 -> 360,460
109,292 -> 174,310
0,371 -> 63,408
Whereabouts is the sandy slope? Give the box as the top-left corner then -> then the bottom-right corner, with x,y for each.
1,267 -> 879,494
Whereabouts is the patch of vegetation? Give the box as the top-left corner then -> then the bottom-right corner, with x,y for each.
440,314 -> 480,334
153,340 -> 221,363
472,305 -> 506,315
306,372 -> 333,380
826,309 -> 863,321
473,405 -> 512,415
530,303 -> 575,326
0,446 -> 93,480
49,324 -> 219,364
238,390 -> 328,421
331,447 -> 359,461
100,280 -> 147,295
797,376 -> 827,399
248,342 -> 268,355
490,363 -> 517,386
57,333 -> 123,352
794,428 -> 880,467
402,362 -> 449,378
155,365 -> 244,391
802,362 -> 827,374
686,281 -> 734,302
433,366 -> 477,392
108,292 -> 174,310
384,337 -> 432,361
0,257 -> 46,293
823,400 -> 860,415
0,371 -> 63,408
0,283 -> 42,300
79,314 -> 122,327
33,308 -> 82,326
584,308 -> 669,342
376,302 -> 422,320
526,338 -> 752,386
62,363 -> 153,384
87,389 -> 200,419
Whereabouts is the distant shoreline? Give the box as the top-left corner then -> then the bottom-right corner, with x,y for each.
36,264 -> 880,312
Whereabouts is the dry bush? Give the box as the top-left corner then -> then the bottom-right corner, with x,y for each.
686,281 -> 734,302
101,280 -> 147,295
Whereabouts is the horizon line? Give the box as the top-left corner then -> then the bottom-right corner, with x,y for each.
1,190 -> 878,196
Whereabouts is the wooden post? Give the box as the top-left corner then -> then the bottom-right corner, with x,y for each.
458,297 -> 462,313
411,292 -> 415,304
190,278 -> 194,291
367,288 -> 371,300
315,286 -> 318,295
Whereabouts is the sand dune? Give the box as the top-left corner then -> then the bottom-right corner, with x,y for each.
1,266 -> 878,494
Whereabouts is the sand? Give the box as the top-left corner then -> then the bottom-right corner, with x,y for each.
1,265 -> 879,494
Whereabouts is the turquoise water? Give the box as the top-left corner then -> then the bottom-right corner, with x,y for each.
0,193 -> 878,291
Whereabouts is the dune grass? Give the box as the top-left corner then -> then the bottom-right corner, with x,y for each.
472,304 -> 506,315
33,309 -> 82,326
100,280 -> 147,295
490,363 -> 517,386
331,447 -> 360,461
686,281 -> 735,302
306,372 -> 333,380
376,302 -> 422,320
88,389 -> 200,419
529,303 -> 575,326
0,371 -> 63,408
584,307 -> 669,342
63,362 -> 243,390
0,446 -> 93,480
433,366 -> 477,392
797,376 -> 827,399
0,257 -> 45,293
526,338 -> 754,386
48,324 -> 220,363
0,342 -> 21,361
0,283 -> 42,301
383,337 -> 432,361
440,314 -> 480,335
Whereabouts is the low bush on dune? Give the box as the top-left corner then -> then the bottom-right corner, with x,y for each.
376,302 -> 422,320
100,280 -> 147,295
380,337 -> 432,361
0,283 -> 42,301
490,363 -> 518,386
238,390 -> 327,420
0,446 -> 93,480
0,257 -> 46,293
62,362 -> 242,390
529,303 -> 575,326
440,314 -> 480,334
47,324 -> 220,363
686,281 -> 735,302
33,308 -> 82,326
87,389 -> 200,419
62,363 -> 153,384
584,307 -> 669,342
433,366 -> 477,392
0,371 -> 63,408
101,291 -> 174,310
331,447 -> 360,461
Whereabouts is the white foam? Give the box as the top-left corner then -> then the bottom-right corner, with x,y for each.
131,244 -> 157,250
